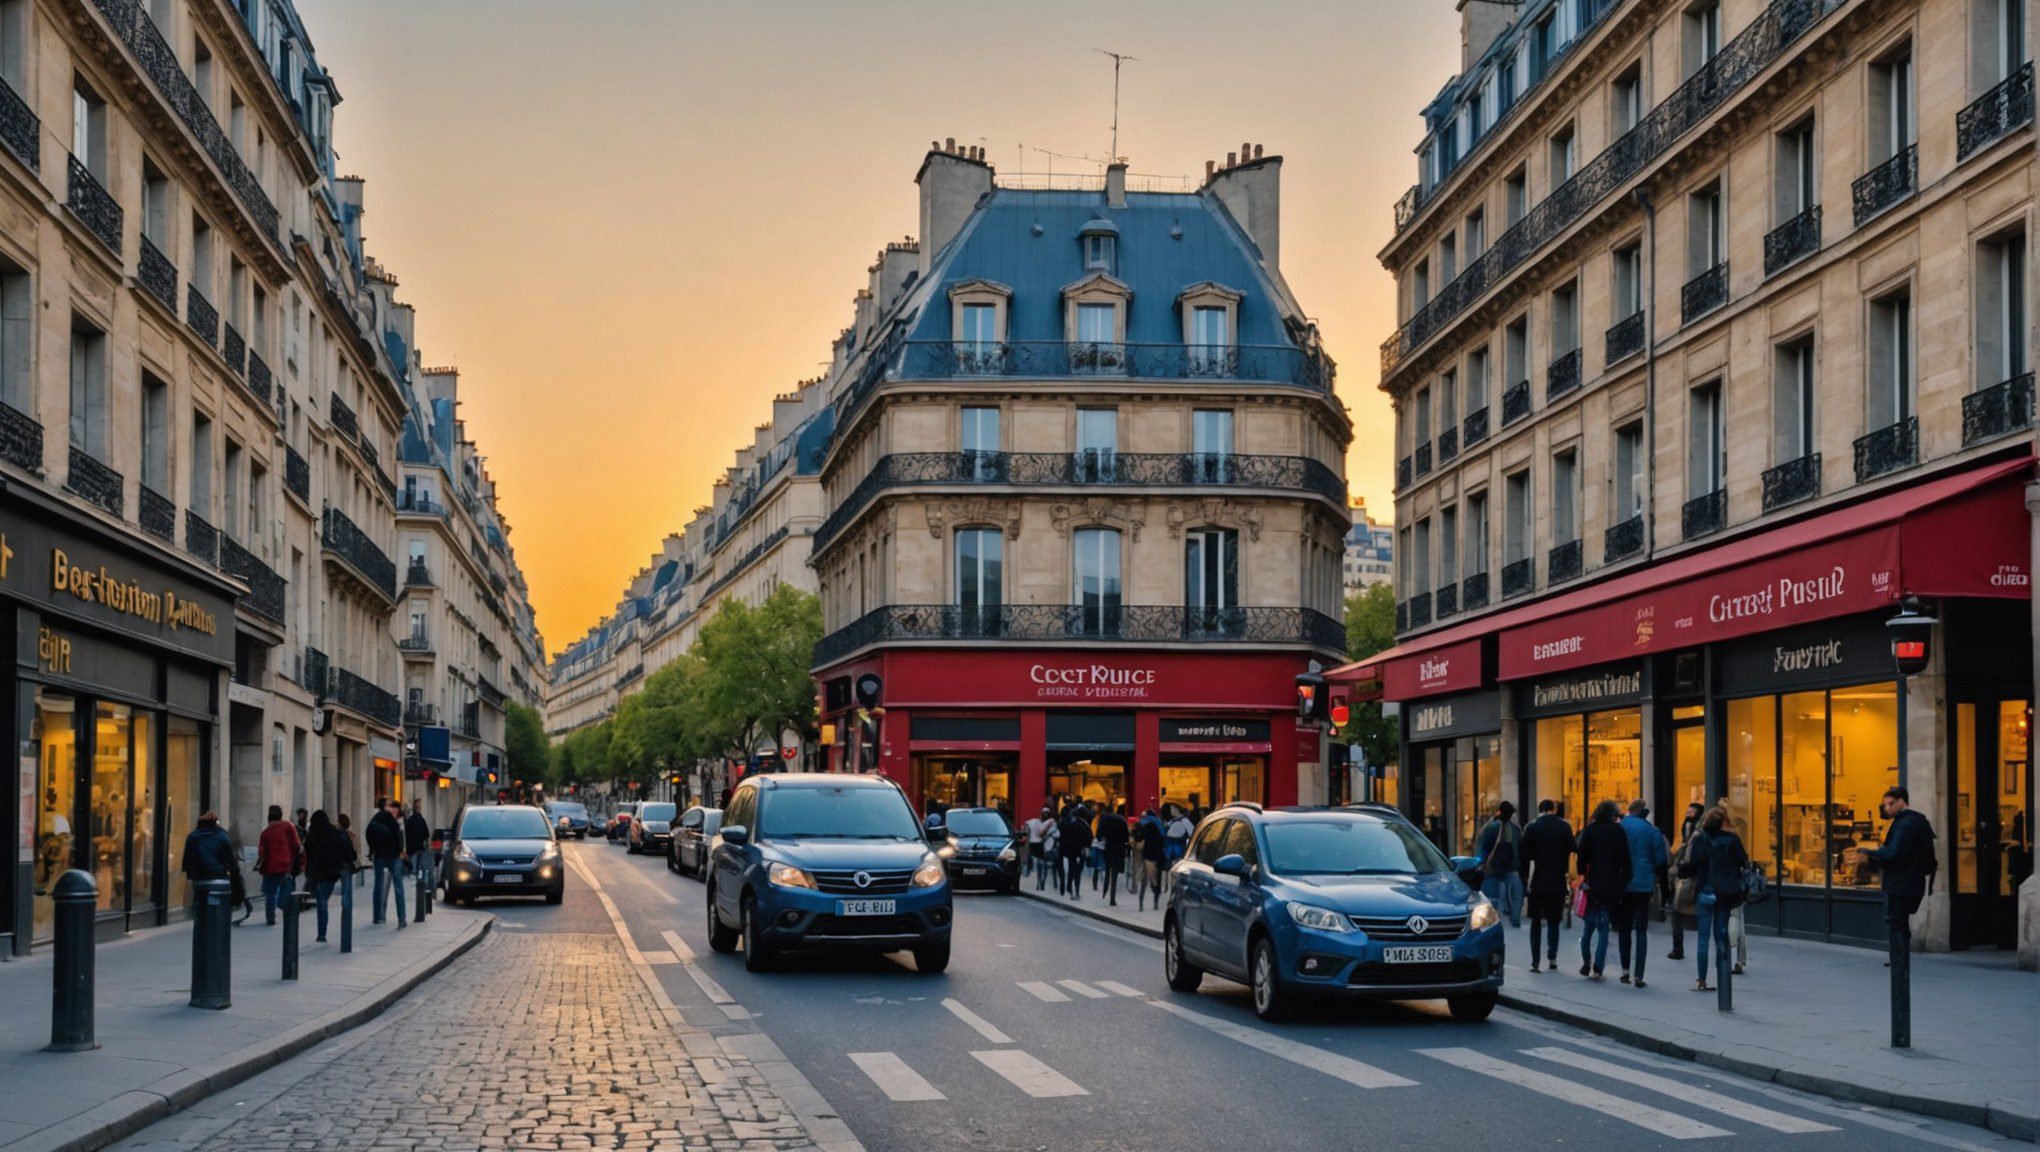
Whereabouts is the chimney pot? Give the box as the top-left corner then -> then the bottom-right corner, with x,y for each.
946,137 -> 956,152
1254,143 -> 1264,159
1227,152 -> 1237,167
1205,159 -> 1216,178
1241,142 -> 1251,163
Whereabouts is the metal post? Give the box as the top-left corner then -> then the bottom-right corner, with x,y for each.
1890,923 -> 1911,1047
414,858 -> 430,922
282,888 -> 306,980
191,878 -> 231,1010
340,867 -> 354,953
47,870 -> 97,1052
1716,916 -> 1732,1012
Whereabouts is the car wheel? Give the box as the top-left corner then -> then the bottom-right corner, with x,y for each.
706,886 -> 740,953
1163,917 -> 1203,992
545,888 -> 563,906
741,894 -> 774,972
666,848 -> 678,874
1250,936 -> 1293,1021
912,940 -> 951,974
1448,992 -> 1498,1022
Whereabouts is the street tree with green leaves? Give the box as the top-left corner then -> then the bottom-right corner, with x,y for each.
1341,582 -> 1399,775
685,586 -> 822,762
505,702 -> 550,787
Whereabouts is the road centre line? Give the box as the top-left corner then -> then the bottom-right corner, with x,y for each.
1420,1048 -> 1730,1139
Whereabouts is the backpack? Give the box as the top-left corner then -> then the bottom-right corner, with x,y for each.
1917,819 -> 1940,893
1739,860 -> 1771,905
1486,822 -> 1517,872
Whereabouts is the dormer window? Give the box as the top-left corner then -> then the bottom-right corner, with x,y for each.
947,278 -> 1012,374
1062,268 -> 1133,374
1079,217 -> 1120,274
1177,282 -> 1244,377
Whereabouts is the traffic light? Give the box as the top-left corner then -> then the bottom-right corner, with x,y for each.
1294,671 -> 1328,723
668,772 -> 683,787
481,767 -> 500,787
1887,596 -> 1936,676
1329,703 -> 1351,729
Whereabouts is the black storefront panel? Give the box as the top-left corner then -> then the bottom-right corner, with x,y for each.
910,715 -> 1022,743
1404,690 -> 1502,743
1045,711 -> 1136,751
1713,614 -> 1895,696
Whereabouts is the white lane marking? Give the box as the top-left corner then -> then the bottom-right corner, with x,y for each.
848,1052 -> 946,1102
942,999 -> 1013,1045
1095,980 -> 1144,998
639,950 -> 678,965
689,963 -> 735,1005
1523,1048 -> 1838,1134
1017,980 -> 1070,1003
1420,1048 -> 1730,1139
661,928 -> 697,963
1056,979 -> 1109,999
1147,998 -> 1415,1089
971,1049 -> 1088,1098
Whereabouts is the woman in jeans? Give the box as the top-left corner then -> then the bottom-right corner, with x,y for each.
1679,806 -> 1749,991
1714,797 -> 1751,973
302,810 -> 355,943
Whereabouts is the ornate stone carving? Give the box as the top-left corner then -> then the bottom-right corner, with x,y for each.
1165,498 -> 1263,542
1049,498 -> 1143,541
925,497 -> 1019,538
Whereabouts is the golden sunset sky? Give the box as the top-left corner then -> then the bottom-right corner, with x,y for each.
294,0 -> 1460,656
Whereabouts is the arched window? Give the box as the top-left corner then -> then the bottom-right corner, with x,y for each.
1072,528 -> 1122,636
1185,528 -> 1240,636
954,528 -> 1003,635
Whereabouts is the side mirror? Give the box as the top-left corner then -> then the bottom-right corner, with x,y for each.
924,822 -> 947,842
719,825 -> 750,847
1213,853 -> 1249,879
1449,855 -> 1484,890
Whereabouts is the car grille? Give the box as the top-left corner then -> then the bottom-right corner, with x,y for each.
476,854 -> 535,867
806,914 -> 920,937
812,869 -> 914,895
1347,960 -> 1483,987
1348,914 -> 1467,941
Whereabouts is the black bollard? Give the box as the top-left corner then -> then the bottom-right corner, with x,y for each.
414,860 -> 430,922
1716,908 -> 1733,1013
47,870 -> 98,1052
1889,924 -> 1911,1048
340,867 -> 355,954
282,887 -> 309,980
191,878 -> 232,1009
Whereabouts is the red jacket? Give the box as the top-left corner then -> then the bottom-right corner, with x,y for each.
257,820 -> 302,877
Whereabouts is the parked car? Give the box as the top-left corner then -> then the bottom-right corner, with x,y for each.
544,800 -> 592,839
629,802 -> 679,855
705,774 -> 952,973
668,807 -> 722,877
607,803 -> 638,842
442,804 -> 565,906
934,807 -> 1020,892
1163,802 -> 1504,1022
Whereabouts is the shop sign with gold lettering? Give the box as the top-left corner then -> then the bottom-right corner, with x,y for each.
0,506 -> 234,665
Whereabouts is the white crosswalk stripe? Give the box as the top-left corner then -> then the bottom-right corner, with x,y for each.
1523,1047 -> 1838,1134
942,998 -> 1013,1044
1056,979 -> 1110,999
1095,980 -> 1144,998
849,1052 -> 946,1102
1017,980 -> 1070,1002
1419,1048 -> 1731,1139
972,1049 -> 1089,1098
1147,998 -> 1414,1089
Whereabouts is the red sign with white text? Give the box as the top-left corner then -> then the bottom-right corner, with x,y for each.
1383,637 -> 1485,700
869,648 -> 1307,710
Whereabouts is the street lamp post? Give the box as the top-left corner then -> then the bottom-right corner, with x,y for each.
1884,596 -> 1936,1049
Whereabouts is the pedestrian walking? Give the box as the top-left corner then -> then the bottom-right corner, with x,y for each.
1617,799 -> 1669,987
1574,800 -> 1632,980
180,810 -> 237,910
1679,806 -> 1749,990
1040,814 -> 1062,894
294,807 -> 309,840
1666,802 -> 1703,960
1023,806 -> 1053,889
365,798 -> 409,927
1058,804 -> 1092,902
1096,803 -> 1130,906
1518,799 -> 1574,972
303,810 -> 353,943
1135,806 -> 1167,910
1164,806 -> 1193,865
1854,786 -> 1938,957
256,805 -> 304,926
339,812 -> 366,891
1473,802 -> 1522,928
404,799 -> 433,893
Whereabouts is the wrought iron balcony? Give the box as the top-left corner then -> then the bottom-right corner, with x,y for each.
1605,311 -> 1645,364
397,490 -> 451,518
1548,538 -> 1583,583
1761,453 -> 1821,511
247,352 -> 273,405
1409,592 -> 1432,629
186,285 -> 218,348
184,509 -> 218,565
1438,426 -> 1459,463
0,73 -> 37,173
1853,416 -> 1918,482
814,604 -> 1347,666
1396,455 -> 1412,490
1682,488 -> 1727,540
1546,348 -> 1581,401
479,677 -> 507,709
1764,206 -> 1821,276
1462,406 -> 1491,447
1435,582 -> 1458,619
1395,600 -> 1408,633
404,702 -> 439,728
405,559 -> 434,587
219,534 -> 285,625
1604,514 -> 1644,563
887,339 -> 1331,389
65,155 -> 122,255
329,392 -> 359,442
65,447 -> 122,516
0,401 -> 41,473
1962,372 -> 2035,446
457,702 -> 481,739
1851,144 -> 1916,227
701,526 -> 790,600
138,236 -> 177,313
329,663 -> 401,729
398,631 -> 433,654
300,646 -> 328,695
321,506 -> 397,602
1681,262 -> 1729,324
138,484 -> 175,542
1414,441 -> 1433,478
285,445 -> 310,503
221,324 -> 246,376
1501,557 -> 1535,598
1501,379 -> 1531,425
1461,571 -> 1490,612
1958,62 -> 2034,161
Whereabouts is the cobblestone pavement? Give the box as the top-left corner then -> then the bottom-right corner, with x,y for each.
118,931 -> 819,1152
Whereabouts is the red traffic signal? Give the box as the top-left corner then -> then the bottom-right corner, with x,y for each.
1330,703 -> 1351,728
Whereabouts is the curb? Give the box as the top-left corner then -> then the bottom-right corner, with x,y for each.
8,914 -> 494,1152
1021,887 -> 2036,1143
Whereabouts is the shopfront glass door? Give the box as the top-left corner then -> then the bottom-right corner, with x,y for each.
91,703 -> 134,917
1452,737 -> 1500,856
32,690 -> 78,942
1953,699 -> 2032,949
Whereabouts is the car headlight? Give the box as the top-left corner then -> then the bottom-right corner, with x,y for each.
1287,903 -> 1355,933
911,858 -> 948,888
997,844 -> 1017,862
767,864 -> 815,890
1467,897 -> 1500,932
538,842 -> 561,860
454,843 -> 477,864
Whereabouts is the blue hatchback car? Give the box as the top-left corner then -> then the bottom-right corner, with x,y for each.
706,774 -> 953,973
1163,803 -> 1504,1021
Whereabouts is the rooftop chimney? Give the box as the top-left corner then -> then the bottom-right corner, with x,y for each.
1459,0 -> 1521,73
915,140 -> 994,278
1205,144 -> 1282,270
1105,161 -> 1127,208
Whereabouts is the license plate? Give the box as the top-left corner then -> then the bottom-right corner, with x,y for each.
836,899 -> 896,916
492,874 -> 525,884
958,866 -> 987,875
1383,945 -> 1453,964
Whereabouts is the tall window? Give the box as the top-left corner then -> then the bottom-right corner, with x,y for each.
1503,470 -> 1532,564
961,405 -> 999,480
1551,281 -> 1579,354
1076,301 -> 1116,345
1870,46 -> 1915,163
1190,305 -> 1229,372
189,412 -> 212,515
1439,368 -> 1459,439
1776,118 -> 1817,219
1464,208 -> 1486,262
0,0 -> 27,87
1185,528 -> 1238,630
1193,409 -> 1233,482
1466,490 -> 1490,576
1868,290 -> 1914,428
955,528 -> 1004,630
1440,234 -> 1458,282
141,374 -> 169,492
1466,346 -> 1491,413
1689,178 -> 1725,275
68,320 -> 106,457
222,437 -> 242,538
1978,230 -> 2028,387
1076,407 -> 1117,481
1505,166 -> 1528,228
1073,528 -> 1122,635
1684,0 -> 1721,77
1613,242 -> 1643,318
1548,122 -> 1577,186
72,79 -> 107,176
1978,0 -> 2028,87
1688,379 -> 1725,496
1413,385 -> 1433,448
1774,337 -> 1816,462
143,161 -> 172,247
1439,505 -> 1459,590
1614,420 -> 1646,520
247,460 -> 265,551
1412,517 -> 1432,598
0,258 -> 28,412
1503,315 -> 1528,386
1553,448 -> 1580,543
1611,62 -> 1645,134
1411,259 -> 1431,310
191,214 -> 213,297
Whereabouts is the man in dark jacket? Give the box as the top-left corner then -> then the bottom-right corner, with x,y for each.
1058,806 -> 1093,903
1095,804 -> 1131,906
1857,786 -> 1937,954
365,799 -> 408,928
1474,802 -> 1522,928
1135,807 -> 1168,910
1574,800 -> 1633,980
404,799 -> 433,895
181,811 -> 236,886
303,810 -> 354,943
1518,799 -> 1575,972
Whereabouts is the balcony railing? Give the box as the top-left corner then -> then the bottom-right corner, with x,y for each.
1435,582 -> 1458,619
1462,406 -> 1491,447
138,484 -> 175,542
479,677 -> 507,709
1414,441 -> 1433,478
1761,452 -> 1822,511
328,664 -> 401,728
701,526 -> 790,600
1681,261 -> 1729,324
285,445 -> 310,503
1763,206 -> 1821,276
1682,488 -> 1727,540
1605,311 -> 1645,364
221,323 -> 246,376
1958,62 -> 2034,161
138,236 -> 178,313
398,632 -> 433,653
219,534 -> 285,625
405,559 -> 434,587
1546,348 -> 1581,401
0,73 -> 38,173
0,401 -> 40,473
1962,373 -> 2035,446
185,285 -> 218,348
247,352 -> 273,406
1409,592 -> 1432,629
300,646 -> 328,695
65,155 -> 122,255
397,490 -> 451,518
1395,455 -> 1412,491
1548,538 -> 1583,583
329,393 -> 359,441
1461,571 -> 1490,612
404,702 -> 439,727
814,451 -> 1348,554
1853,416 -> 1918,482
1438,426 -> 1459,463
321,506 -> 397,601
457,702 -> 481,739
65,447 -> 122,516
814,604 -> 1347,667
184,509 -> 218,566
1395,599 -> 1408,633
1604,514 -> 1645,563
1501,557 -> 1535,598
1852,143 -> 1916,226
1501,379 -> 1531,425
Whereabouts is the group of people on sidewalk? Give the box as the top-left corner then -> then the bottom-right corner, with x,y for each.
1018,800 -> 1198,909
1472,785 -> 1937,991
177,798 -> 437,942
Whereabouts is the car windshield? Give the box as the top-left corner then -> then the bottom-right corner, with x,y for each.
638,803 -> 676,822
547,802 -> 587,818
460,808 -> 553,840
945,810 -> 1010,836
757,786 -> 921,840
1262,818 -> 1453,875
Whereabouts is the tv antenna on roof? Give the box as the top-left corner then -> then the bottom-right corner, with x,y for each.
1094,49 -> 1139,163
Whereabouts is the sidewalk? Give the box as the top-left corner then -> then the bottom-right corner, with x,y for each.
1018,876 -> 2040,1141
0,891 -> 490,1152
